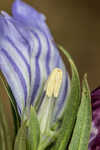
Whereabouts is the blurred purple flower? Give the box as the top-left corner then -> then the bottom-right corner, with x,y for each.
0,0 -> 69,119
89,87 -> 100,150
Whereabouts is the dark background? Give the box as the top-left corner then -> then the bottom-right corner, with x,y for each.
0,0 -> 100,90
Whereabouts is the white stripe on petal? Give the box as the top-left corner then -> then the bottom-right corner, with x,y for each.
0,39 -> 30,97
4,19 -> 30,61
0,53 -> 25,112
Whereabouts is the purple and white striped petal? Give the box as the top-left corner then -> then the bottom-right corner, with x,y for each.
0,14 -> 31,112
88,87 -> 100,150
12,0 -> 52,39
0,0 -> 69,118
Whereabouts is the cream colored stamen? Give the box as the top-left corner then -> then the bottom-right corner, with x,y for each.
44,68 -> 63,98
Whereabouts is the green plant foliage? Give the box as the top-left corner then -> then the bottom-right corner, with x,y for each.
14,121 -> 27,150
52,45 -> 81,150
7,86 -> 20,132
27,106 -> 40,150
68,75 -> 92,150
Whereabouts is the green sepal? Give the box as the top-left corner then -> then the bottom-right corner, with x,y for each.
68,75 -> 92,150
27,106 -> 40,150
38,131 -> 59,150
52,45 -> 81,150
14,121 -> 27,150
0,75 -> 20,133
7,86 -> 20,132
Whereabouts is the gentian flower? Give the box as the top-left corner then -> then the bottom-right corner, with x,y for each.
0,0 -> 69,121
89,87 -> 100,150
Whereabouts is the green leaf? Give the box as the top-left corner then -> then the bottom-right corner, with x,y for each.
68,75 -> 92,150
14,121 -> 27,150
27,106 -> 40,150
0,75 -> 20,133
53,45 -> 81,150
7,86 -> 20,132
38,131 -> 59,150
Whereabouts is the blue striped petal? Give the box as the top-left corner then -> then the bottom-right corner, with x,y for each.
0,1 -> 69,119
12,0 -> 52,39
0,14 -> 31,112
